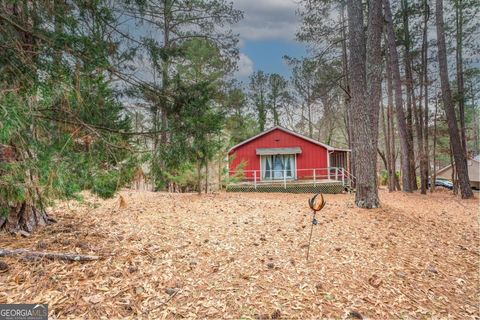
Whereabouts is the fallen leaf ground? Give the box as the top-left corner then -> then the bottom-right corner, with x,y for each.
0,190 -> 478,319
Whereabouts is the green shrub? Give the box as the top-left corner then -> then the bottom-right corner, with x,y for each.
379,170 -> 388,186
92,171 -> 119,199
223,159 -> 248,187
162,162 -> 199,192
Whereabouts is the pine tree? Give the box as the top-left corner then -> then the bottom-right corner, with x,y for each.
249,71 -> 269,132
435,0 -> 473,198
346,0 -> 383,208
0,1 -> 134,232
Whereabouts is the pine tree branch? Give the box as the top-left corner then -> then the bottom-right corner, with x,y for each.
0,248 -> 100,261
32,114 -> 165,136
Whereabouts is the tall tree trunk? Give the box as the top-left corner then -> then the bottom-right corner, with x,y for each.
0,145 -> 53,233
401,0 -> 418,190
431,94 -> 438,192
258,89 -> 267,132
272,94 -> 280,126
151,104 -> 160,188
307,95 -> 313,138
384,0 -> 414,192
435,0 -> 473,198
197,162 -> 202,195
218,151 -> 223,191
455,0 -> 467,156
416,86 -> 427,194
273,107 -> 279,126
385,52 -> 396,192
415,28 -> 426,195
204,160 -> 209,193
0,5 -> 54,233
421,0 -> 430,194
341,3 -> 354,181
155,0 -> 172,190
1,203 -> 51,234
161,0 -> 171,147
347,0 -> 382,208
450,142 -> 458,194
380,98 -> 391,188
366,0 -> 383,151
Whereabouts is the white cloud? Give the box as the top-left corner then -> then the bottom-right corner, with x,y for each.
233,0 -> 300,42
235,53 -> 254,77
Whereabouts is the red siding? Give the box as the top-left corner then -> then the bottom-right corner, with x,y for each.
228,128 -> 329,180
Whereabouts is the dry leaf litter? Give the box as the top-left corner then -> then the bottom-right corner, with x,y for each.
0,189 -> 478,319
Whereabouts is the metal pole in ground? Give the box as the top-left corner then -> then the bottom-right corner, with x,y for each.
306,212 -> 316,261
306,193 -> 326,262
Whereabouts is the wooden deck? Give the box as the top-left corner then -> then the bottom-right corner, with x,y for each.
226,167 -> 355,194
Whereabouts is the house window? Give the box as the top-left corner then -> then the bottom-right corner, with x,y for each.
261,155 -> 295,180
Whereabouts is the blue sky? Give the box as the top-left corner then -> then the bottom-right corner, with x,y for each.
123,0 -> 306,85
231,0 -> 306,82
240,40 -> 306,79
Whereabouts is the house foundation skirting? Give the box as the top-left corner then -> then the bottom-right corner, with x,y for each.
226,182 -> 345,194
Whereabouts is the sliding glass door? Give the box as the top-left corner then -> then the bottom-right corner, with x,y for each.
261,154 -> 295,180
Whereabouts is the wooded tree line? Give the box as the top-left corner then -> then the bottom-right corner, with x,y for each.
0,0 -> 245,232
243,0 -> 478,206
0,0 -> 478,232
294,0 -> 478,207
248,58 -> 345,146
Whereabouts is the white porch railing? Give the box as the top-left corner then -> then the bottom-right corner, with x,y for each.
227,167 -> 354,190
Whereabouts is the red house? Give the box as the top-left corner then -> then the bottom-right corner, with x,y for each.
228,126 -> 350,183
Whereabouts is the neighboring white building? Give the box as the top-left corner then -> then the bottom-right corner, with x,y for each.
436,157 -> 480,190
